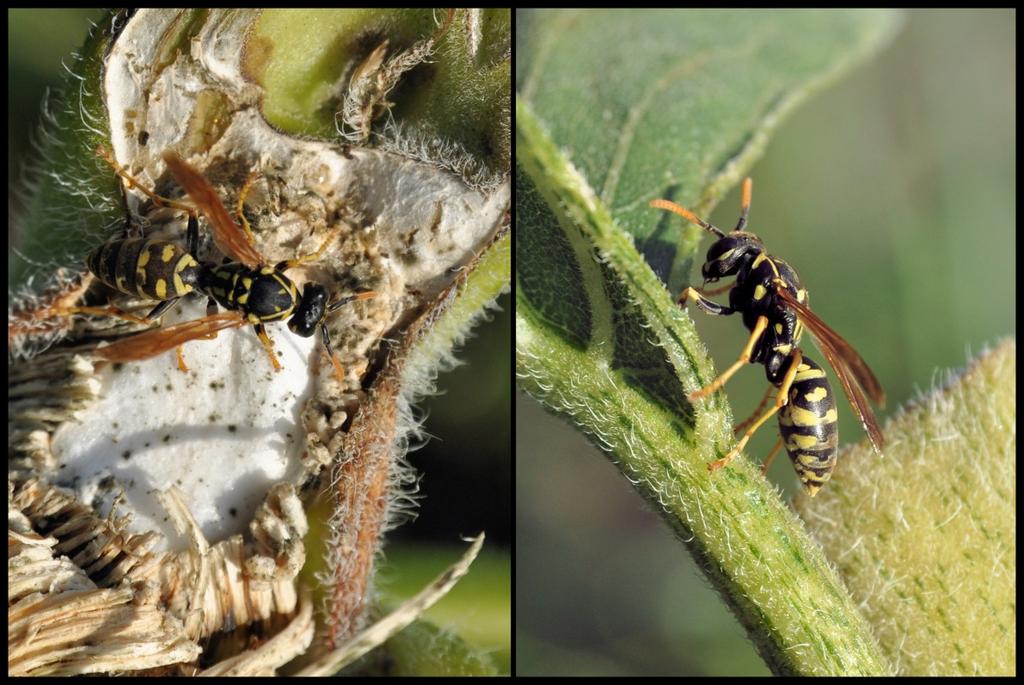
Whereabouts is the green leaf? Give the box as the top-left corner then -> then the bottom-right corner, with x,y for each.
794,341 -> 1016,676
9,13 -> 122,289
518,8 -> 901,287
517,9 -> 902,676
375,619 -> 502,676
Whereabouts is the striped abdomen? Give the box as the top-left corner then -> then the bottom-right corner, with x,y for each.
777,356 -> 838,496
87,238 -> 200,301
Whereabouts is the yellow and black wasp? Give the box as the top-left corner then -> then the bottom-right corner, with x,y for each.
82,147 -> 375,381
650,178 -> 884,496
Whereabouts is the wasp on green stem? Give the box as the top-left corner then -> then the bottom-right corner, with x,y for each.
651,178 -> 884,496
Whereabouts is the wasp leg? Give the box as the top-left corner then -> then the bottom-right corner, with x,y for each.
96,145 -> 197,215
184,213 -> 200,255
735,384 -> 775,435
142,298 -> 180,323
689,314 -> 769,402
677,286 -> 737,315
235,170 -> 261,247
57,298 -> 183,328
170,296 -> 222,373
708,349 -> 802,473
319,291 -> 377,382
274,231 -> 339,272
65,305 -> 151,326
698,282 -> 733,297
318,321 -> 346,383
175,345 -> 190,372
253,323 -> 282,371
759,437 -> 785,476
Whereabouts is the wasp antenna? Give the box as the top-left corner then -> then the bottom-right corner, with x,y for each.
734,177 -> 752,232
326,290 -> 377,313
649,199 -> 726,237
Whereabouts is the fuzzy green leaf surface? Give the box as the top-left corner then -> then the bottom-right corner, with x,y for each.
256,8 -> 510,177
794,341 -> 1016,676
9,13 -> 123,289
375,619 -> 502,676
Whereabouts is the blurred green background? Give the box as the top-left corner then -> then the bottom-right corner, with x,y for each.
517,9 -> 1013,676
8,9 -> 510,669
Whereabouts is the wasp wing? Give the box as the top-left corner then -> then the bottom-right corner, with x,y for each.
775,285 -> 885,454
96,312 -> 246,362
162,152 -> 264,268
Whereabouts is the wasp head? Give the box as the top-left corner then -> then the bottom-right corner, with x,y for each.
702,231 -> 765,283
288,283 -> 329,337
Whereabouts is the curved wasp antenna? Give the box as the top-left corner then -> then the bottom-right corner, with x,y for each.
648,198 -> 725,238
734,177 -> 752,232
649,177 -> 755,238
